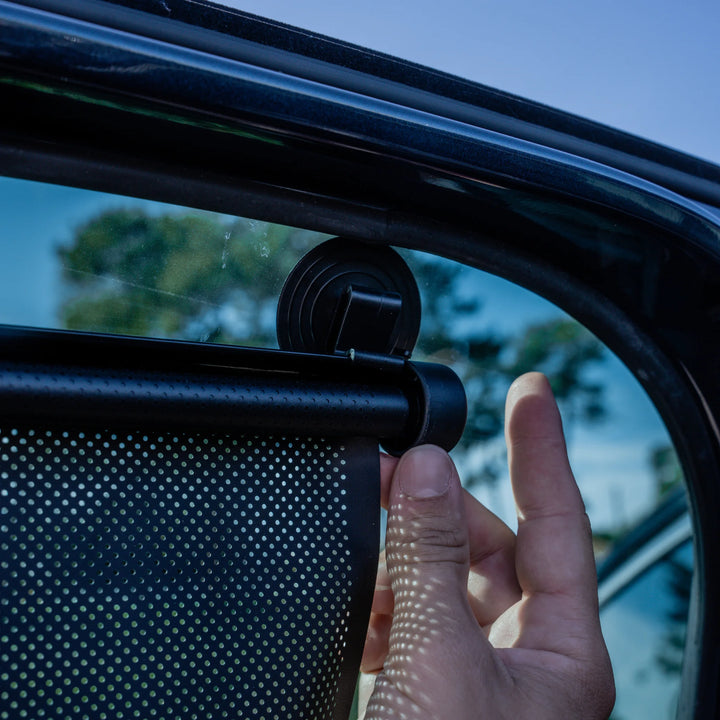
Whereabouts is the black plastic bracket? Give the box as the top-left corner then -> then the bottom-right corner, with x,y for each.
329,285 -> 403,355
276,238 -> 467,454
381,361 -> 468,456
276,238 -> 421,361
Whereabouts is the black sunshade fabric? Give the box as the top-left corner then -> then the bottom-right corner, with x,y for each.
0,327 -> 466,719
0,426 -> 379,720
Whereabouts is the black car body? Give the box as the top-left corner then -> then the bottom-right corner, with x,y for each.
2,1 -> 720,717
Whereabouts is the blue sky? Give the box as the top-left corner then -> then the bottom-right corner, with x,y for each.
219,0 -> 720,165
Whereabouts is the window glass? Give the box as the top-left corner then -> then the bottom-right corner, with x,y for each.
0,175 -> 692,717
600,540 -> 693,720
0,175 -> 684,531
0,176 -> 326,346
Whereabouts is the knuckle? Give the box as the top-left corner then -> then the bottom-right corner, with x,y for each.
388,519 -> 468,566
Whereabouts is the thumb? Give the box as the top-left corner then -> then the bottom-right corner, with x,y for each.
364,446 -> 491,719
384,445 -> 474,639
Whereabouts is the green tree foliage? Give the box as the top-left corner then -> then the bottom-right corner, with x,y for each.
58,209 -> 319,345
649,444 -> 683,498
504,319 -> 606,420
58,208 -> 607,488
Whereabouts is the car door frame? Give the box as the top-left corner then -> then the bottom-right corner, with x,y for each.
2,1 -> 720,716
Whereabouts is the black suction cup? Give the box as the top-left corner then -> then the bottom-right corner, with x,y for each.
277,238 -> 421,357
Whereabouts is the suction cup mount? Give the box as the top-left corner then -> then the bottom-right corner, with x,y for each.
276,238 -> 466,455
276,238 -> 421,360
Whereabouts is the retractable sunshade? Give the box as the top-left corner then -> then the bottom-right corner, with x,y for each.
0,240 -> 466,720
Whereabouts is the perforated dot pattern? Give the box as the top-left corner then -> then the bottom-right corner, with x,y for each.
0,427 -> 376,719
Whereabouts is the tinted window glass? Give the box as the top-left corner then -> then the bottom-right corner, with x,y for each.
0,175 -> 683,529
601,540 -> 693,720
0,177 -> 326,345
1,175 -> 693,720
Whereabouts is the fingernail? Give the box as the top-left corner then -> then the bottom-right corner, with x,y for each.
398,446 -> 452,499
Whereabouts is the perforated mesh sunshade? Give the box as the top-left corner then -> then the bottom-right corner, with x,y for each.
0,327 -> 466,720
0,426 -> 378,719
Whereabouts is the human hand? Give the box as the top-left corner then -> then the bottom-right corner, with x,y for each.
359,372 -> 615,719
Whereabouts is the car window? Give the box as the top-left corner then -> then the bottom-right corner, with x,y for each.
0,176 -> 327,345
0,174 -> 693,716
0,175 -> 681,523
600,537 -> 693,720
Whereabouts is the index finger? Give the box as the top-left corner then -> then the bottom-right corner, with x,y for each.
505,373 -> 600,648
